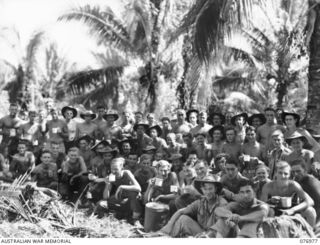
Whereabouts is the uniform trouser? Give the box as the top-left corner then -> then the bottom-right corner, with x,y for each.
212,218 -> 259,238
108,190 -> 142,214
95,190 -> 142,218
169,215 -> 203,237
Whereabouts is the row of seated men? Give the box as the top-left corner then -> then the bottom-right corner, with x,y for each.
0,135 -> 319,237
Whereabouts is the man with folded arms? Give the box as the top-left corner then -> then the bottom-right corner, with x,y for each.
213,179 -> 269,238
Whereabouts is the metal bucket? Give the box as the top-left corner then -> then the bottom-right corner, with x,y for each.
144,202 -> 169,232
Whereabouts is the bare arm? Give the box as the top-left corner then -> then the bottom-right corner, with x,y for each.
119,170 -> 141,192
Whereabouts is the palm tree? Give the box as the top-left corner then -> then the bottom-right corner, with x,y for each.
307,1 -> 320,130
174,0 -> 310,111
0,28 -> 45,110
38,43 -> 77,100
58,0 -> 191,112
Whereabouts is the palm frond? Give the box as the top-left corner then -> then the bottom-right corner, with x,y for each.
176,0 -> 255,63
25,31 -> 45,75
58,5 -> 133,51
66,66 -> 123,95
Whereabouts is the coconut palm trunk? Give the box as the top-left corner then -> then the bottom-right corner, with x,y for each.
307,4 -> 320,130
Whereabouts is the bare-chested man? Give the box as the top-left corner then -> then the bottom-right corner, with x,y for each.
261,161 -> 316,227
256,108 -> 284,151
0,103 -> 23,147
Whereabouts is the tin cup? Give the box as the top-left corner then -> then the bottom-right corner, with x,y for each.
155,178 -> 163,187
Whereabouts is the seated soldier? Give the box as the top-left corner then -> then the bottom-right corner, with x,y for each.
124,152 -> 140,174
180,133 -> 196,161
291,159 -> 320,223
10,140 -> 35,178
194,159 -> 211,180
214,179 -> 269,238
211,153 -> 227,177
58,147 -> 88,201
100,157 -> 142,225
168,153 -> 183,175
31,150 -> 58,190
159,175 -> 227,238
144,160 -> 179,204
49,141 -> 66,170
134,154 -> 157,194
220,160 -> 249,202
164,133 -> 182,156
261,161 -> 316,227
253,164 -> 271,200
87,146 -> 118,203
170,161 -> 200,215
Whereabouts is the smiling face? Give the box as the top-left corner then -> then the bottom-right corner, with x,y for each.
41,152 -> 52,165
195,162 -> 208,178
201,183 -> 217,200
290,138 -> 304,152
256,167 -> 269,181
17,143 -> 27,155
272,134 -> 283,148
64,109 -> 74,120
253,117 -> 262,128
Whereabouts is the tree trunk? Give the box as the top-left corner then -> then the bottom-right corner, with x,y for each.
307,5 -> 320,131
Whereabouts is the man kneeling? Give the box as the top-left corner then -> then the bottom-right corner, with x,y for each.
213,180 -> 269,238
98,157 -> 142,225
159,175 -> 227,237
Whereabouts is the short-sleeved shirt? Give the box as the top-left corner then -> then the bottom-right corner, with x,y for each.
32,162 -> 58,187
183,196 -> 228,231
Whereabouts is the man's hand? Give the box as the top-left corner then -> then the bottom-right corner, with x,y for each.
280,209 -> 295,216
229,214 -> 241,223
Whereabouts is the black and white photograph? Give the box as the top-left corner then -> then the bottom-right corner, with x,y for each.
0,0 -> 319,241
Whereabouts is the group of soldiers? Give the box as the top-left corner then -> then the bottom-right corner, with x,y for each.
0,102 -> 320,238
